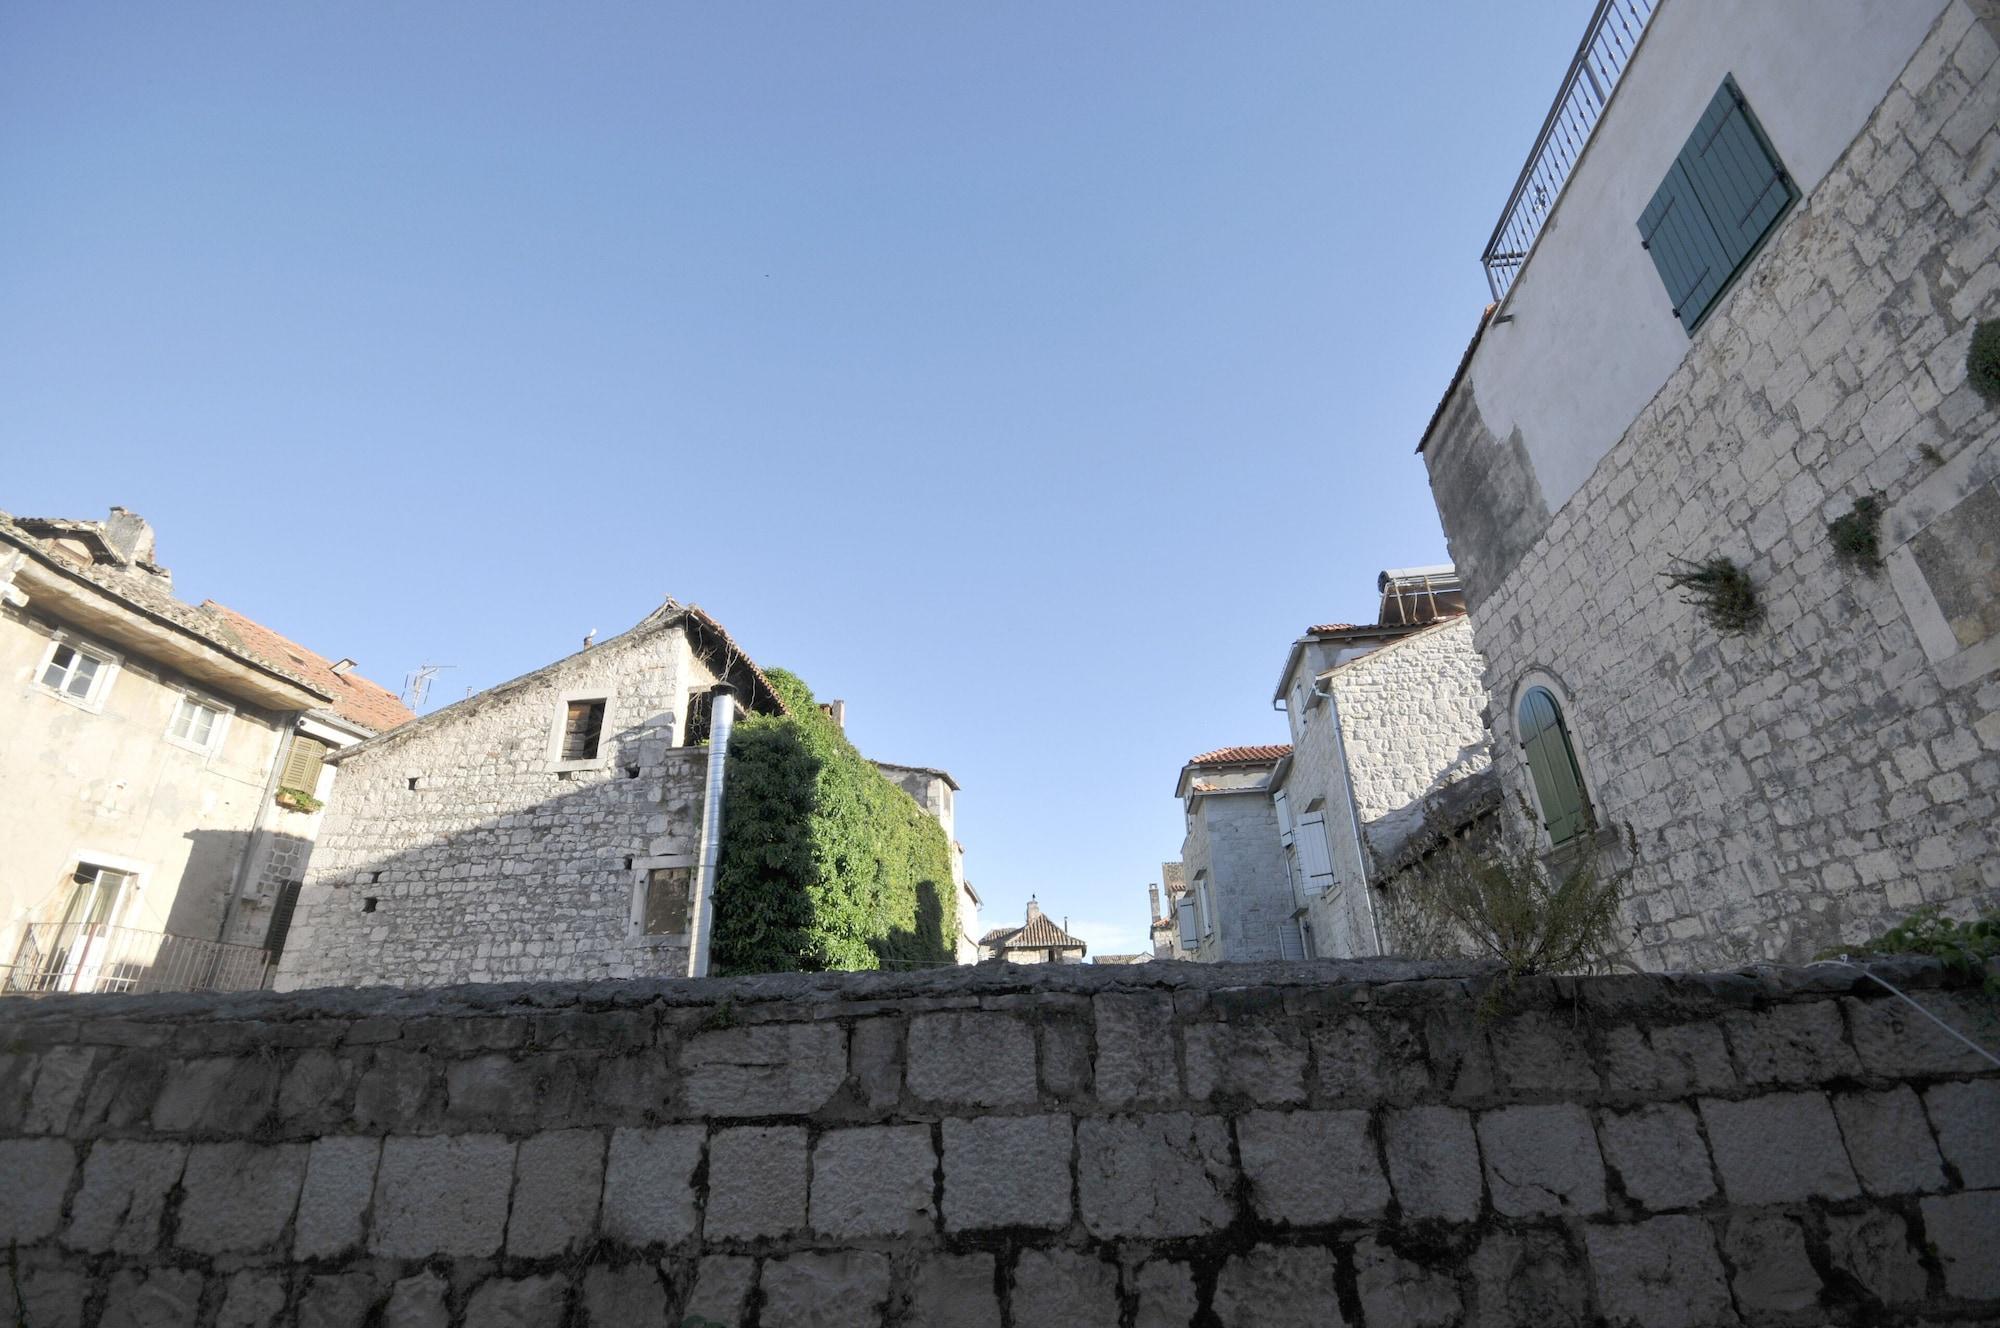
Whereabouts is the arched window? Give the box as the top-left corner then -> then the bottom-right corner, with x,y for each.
1518,686 -> 1591,846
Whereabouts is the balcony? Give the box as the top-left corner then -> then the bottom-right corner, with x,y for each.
4,922 -> 271,996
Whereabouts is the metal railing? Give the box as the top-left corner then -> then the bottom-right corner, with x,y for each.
1480,0 -> 1659,300
4,923 -> 270,996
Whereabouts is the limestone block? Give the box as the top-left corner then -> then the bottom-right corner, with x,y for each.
295,1271 -> 383,1328
1009,1249 -> 1121,1328
1488,1011 -> 1602,1096
63,1139 -> 185,1254
906,1012 -> 1036,1106
295,1136 -> 382,1259
1093,992 -> 1180,1107
1311,1015 -> 1430,1102
215,1271 -> 289,1328
1597,1105 -> 1716,1211
1584,1216 -> 1733,1328
809,1124 -> 935,1238
23,1047 -> 95,1134
1825,1209 -> 1927,1306
580,1264 -> 667,1327
97,1268 -> 205,1328
370,1134 -> 515,1258
464,1275 -> 567,1328
1699,1093 -> 1859,1204
908,1253 -> 1000,1328
941,1114 -> 1072,1230
1211,1246 -> 1344,1328
1423,1008 -> 1499,1102
759,1250 -> 892,1328
508,1129 -> 606,1257
381,1271 -> 450,1328
1719,1213 -> 1820,1316
848,1017 -> 904,1111
1238,1108 -> 1389,1224
1383,1105 -> 1483,1223
1077,1113 -> 1235,1238
1832,1086 -> 1947,1194
445,1054 -> 540,1126
278,1049 -> 359,1130
1846,994 -> 1998,1077
177,1142 -> 308,1253
353,1049 -> 435,1130
680,1022 -> 845,1116
1353,1237 -> 1460,1328
683,1255 -> 757,1325
150,1055 -> 278,1133
1920,1190 -> 2000,1300
1040,1017 -> 1093,1100
1476,1104 -> 1607,1217
1724,1002 -> 1862,1084
0,1139 -> 74,1243
602,1126 -> 703,1245
1923,1079 -> 2000,1187
706,1124 -> 808,1240
1185,1021 -> 1307,1104
1,1266 -> 86,1328
1130,1259 -> 1198,1328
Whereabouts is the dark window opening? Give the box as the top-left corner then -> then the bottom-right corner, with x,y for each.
264,879 -> 304,960
1519,686 -> 1592,847
681,689 -> 714,746
624,764 -> 640,779
406,777 -> 419,792
643,866 -> 693,936
362,897 -> 379,913
562,699 -> 607,761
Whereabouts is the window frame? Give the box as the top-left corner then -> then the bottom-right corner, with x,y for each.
34,633 -> 121,712
548,688 -> 615,772
629,854 -> 697,945
165,690 -> 234,758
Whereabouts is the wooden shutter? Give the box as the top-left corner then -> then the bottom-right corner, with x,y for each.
1176,898 -> 1199,947
280,734 -> 329,791
1518,689 -> 1590,845
1296,813 -> 1336,897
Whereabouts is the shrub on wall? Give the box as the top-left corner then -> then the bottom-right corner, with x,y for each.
712,668 -> 957,974
1969,318 -> 2000,405
1827,493 -> 1885,572
1662,556 -> 1763,634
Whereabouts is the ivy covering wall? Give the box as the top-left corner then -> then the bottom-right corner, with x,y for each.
712,669 -> 957,973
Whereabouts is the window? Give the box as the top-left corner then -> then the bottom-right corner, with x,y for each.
38,638 -> 116,706
1176,897 -> 1199,948
1296,813 -> 1336,897
16,863 -> 136,992
167,694 -> 229,754
1638,77 -> 1794,333
1195,875 -> 1214,937
1518,686 -> 1592,846
681,689 -> 714,746
279,733 -> 330,794
562,699 -> 606,760
642,866 -> 693,936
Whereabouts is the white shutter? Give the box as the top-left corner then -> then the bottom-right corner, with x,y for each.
1176,898 -> 1199,947
1273,789 -> 1293,840
1278,922 -> 1305,960
1297,814 -> 1336,897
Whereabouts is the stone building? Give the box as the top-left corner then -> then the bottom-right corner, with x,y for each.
1419,0 -> 2000,967
870,760 -> 981,964
1171,746 -> 1296,962
978,897 -> 1087,963
0,506 -> 410,994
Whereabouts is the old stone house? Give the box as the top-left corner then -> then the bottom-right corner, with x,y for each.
1170,746 -> 1295,962
0,506 -> 411,994
1419,0 -> 2000,967
870,760 -> 982,964
978,897 -> 1087,963
1147,863 -> 1189,959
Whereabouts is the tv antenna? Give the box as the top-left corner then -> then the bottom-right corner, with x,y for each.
401,663 -> 455,711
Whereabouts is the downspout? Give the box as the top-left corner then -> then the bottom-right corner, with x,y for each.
687,683 -> 737,978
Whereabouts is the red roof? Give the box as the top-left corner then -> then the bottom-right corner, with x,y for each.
1187,744 -> 1292,766
201,602 -> 415,735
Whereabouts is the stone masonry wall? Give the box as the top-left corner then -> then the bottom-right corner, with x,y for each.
1181,792 -> 1293,963
1425,1 -> 2000,969
278,619 -> 716,990
2,960 -> 1998,1327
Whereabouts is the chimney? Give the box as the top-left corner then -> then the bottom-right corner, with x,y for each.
102,507 -> 160,570
331,658 -> 357,676
1025,895 -> 1042,922
1148,883 -> 1161,922
820,699 -> 847,729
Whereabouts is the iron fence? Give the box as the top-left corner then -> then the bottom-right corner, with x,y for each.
4,922 -> 270,996
1480,0 -> 1658,300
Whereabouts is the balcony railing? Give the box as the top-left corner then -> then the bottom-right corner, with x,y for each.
4,923 -> 270,996
1480,0 -> 1659,300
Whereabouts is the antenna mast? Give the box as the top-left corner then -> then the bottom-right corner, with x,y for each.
401,663 -> 455,711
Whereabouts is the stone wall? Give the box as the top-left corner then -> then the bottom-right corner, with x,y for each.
1180,790 -> 1293,963
2,960 -> 1998,1327
1422,0 -> 2000,969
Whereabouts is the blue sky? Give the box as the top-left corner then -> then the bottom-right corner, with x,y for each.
2,2 -> 1593,958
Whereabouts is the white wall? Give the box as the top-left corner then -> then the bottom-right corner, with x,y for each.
1471,0 -> 1948,514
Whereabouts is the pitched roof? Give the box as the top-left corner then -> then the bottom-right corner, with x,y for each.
1306,622 -> 1361,634
1416,304 -> 1496,455
982,912 -> 1087,952
1187,744 -> 1292,766
201,602 -> 413,735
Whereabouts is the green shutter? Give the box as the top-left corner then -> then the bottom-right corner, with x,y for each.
1638,77 -> 1794,333
281,734 -> 328,791
1519,688 -> 1590,846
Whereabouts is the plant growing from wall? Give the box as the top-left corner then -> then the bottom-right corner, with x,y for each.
1818,906 -> 2000,992
275,786 -> 324,814
1662,556 -> 1762,634
1827,493 -> 1884,572
1969,318 -> 2000,405
712,668 -> 957,974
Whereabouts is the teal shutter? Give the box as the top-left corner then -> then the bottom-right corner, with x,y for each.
1519,688 -> 1590,846
1638,77 -> 1794,333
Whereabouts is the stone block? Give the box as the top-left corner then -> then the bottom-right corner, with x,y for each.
1185,1020 -> 1307,1105
1846,993 -> 1999,1077
908,1253 -> 999,1328
1825,1209 -> 1927,1306
2,1266 -> 86,1328
942,1114 -> 1072,1230
1699,1093 -> 1859,1204
810,1123 -> 935,1237
0,1139 -> 74,1243
177,1142 -> 308,1253
1597,1105 -> 1716,1211
1923,1079 -> 2000,1187
602,1125 -> 703,1246
463,1274 -> 567,1328
1476,1104 -> 1607,1217
683,1255 -> 757,1326
1920,1190 -> 2000,1300
353,1049 -> 435,1130
1724,1001 -> 1862,1084
508,1128 -> 606,1257
381,1271 -> 450,1328
1095,992 -> 1180,1107
1720,1213 -> 1820,1316
295,1136 -> 381,1259
370,1134 -> 515,1258
1009,1248 -> 1121,1328
97,1268 -> 205,1328
1310,1015 -> 1429,1102
680,1021 -> 845,1116
580,1264 -> 667,1327
906,1012 -> 1036,1106
1488,1011 -> 1601,1095
1212,1246 -> 1344,1328
759,1250 -> 892,1328
445,1054 -> 540,1126
1354,1237 -> 1460,1328
215,1271 -> 289,1328
150,1055 -> 277,1133
23,1047 -> 95,1134
706,1124 -> 808,1240
1238,1108 -> 1388,1224
63,1139 -> 185,1254
278,1049 -> 359,1129
295,1270 -> 384,1328
1584,1216 -> 1733,1328
75,1048 -> 163,1131
1040,1016 -> 1092,1099
1422,1008 -> 1498,1102
1833,1086 -> 1947,1194
848,1017 -> 904,1111
1383,1105 -> 1483,1223
1077,1112 -> 1235,1238
1130,1259 -> 1198,1328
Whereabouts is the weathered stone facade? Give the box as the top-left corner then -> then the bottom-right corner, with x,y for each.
1422,0 -> 2000,968
1176,757 -> 1295,962
3,958 -> 1998,1325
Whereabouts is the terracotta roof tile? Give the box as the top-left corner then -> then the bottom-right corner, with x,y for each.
984,913 -> 1087,951
201,602 -> 415,734
1187,744 -> 1292,766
